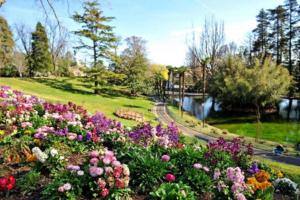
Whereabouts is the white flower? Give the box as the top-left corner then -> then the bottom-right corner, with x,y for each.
63,183 -> 72,191
77,170 -> 84,176
274,178 -> 298,191
32,147 -> 48,163
50,148 -> 58,157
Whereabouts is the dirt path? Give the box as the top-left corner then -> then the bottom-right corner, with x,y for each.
153,102 -> 300,166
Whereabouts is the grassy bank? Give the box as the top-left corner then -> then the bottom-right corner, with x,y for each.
167,105 -> 300,156
207,114 -> 300,146
0,78 -> 157,126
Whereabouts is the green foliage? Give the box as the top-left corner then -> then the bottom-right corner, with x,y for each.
17,171 -> 41,196
118,145 -> 168,193
150,182 -> 196,200
120,36 -> 149,95
181,169 -> 213,194
72,0 -> 116,66
0,15 -> 14,68
29,22 -> 52,77
211,56 -> 292,109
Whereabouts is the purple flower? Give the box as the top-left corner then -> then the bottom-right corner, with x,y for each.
86,132 -> 92,141
77,135 -> 83,141
248,162 -> 259,174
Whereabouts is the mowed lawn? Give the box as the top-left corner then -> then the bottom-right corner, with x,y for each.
214,122 -> 300,145
0,78 -> 157,126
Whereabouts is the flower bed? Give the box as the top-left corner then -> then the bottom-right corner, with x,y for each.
0,85 -> 299,200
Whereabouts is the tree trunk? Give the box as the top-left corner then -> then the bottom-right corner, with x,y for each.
202,63 -> 206,128
181,72 -> 185,118
255,103 -> 261,142
287,97 -> 293,120
172,71 -> 175,102
179,74 -> 182,116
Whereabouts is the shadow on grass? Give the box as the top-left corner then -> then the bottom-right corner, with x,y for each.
123,104 -> 143,109
20,78 -> 136,99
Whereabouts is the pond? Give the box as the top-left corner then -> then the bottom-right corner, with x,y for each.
175,96 -> 300,120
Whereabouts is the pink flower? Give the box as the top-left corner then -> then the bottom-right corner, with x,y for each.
203,166 -> 210,172
58,186 -> 65,192
105,167 -> 113,175
165,173 -> 176,182
101,188 -> 109,197
97,178 -> 106,189
193,163 -> 202,169
112,160 -> 121,167
89,166 -> 104,177
90,158 -> 99,166
63,183 -> 72,191
214,169 -> 221,180
90,150 -> 99,158
236,193 -> 247,200
161,154 -> 170,162
105,150 -> 114,157
103,156 -> 112,165
67,133 -> 77,140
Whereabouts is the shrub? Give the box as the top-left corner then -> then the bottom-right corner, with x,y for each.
150,182 -> 196,200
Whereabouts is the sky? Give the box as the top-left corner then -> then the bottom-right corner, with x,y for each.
0,0 -> 285,66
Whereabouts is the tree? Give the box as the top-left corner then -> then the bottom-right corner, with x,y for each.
47,21 -> 69,75
120,36 -> 149,95
29,22 -> 52,76
0,0 -> 5,7
72,0 -> 116,67
252,9 -> 271,56
187,17 -> 225,110
211,56 -> 292,140
284,0 -> 299,119
268,5 -> 288,65
0,16 -> 15,68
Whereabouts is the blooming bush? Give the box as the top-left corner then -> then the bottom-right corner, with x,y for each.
0,85 -> 299,200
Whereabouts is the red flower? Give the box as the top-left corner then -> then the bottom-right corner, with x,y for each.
115,179 -> 125,189
101,188 -> 109,197
0,177 -> 7,191
7,176 -> 16,186
165,173 -> 176,182
6,183 -> 14,190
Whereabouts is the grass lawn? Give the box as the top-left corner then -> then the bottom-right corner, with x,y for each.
207,114 -> 300,145
167,105 -> 300,155
0,77 -> 157,126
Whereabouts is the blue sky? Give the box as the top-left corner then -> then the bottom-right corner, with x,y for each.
0,0 -> 285,66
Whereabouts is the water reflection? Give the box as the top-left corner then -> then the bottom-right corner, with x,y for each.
176,96 -> 300,120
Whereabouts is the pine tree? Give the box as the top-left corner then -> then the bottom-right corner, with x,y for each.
268,6 -> 288,65
252,9 -> 271,56
284,0 -> 299,75
72,0 -> 116,67
0,15 -> 15,68
29,22 -> 52,77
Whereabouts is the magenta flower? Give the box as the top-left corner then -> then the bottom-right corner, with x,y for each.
161,154 -> 170,162
165,173 -> 176,182
90,150 -> 99,158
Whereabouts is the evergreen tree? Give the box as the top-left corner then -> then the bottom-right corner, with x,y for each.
0,15 -> 15,68
284,0 -> 299,75
252,9 -> 271,56
268,6 -> 288,65
29,22 -> 52,77
72,0 -> 116,67
120,36 -> 148,95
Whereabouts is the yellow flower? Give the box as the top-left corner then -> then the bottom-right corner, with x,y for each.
24,130 -> 32,135
277,171 -> 284,178
0,130 -> 4,135
34,139 -> 42,146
